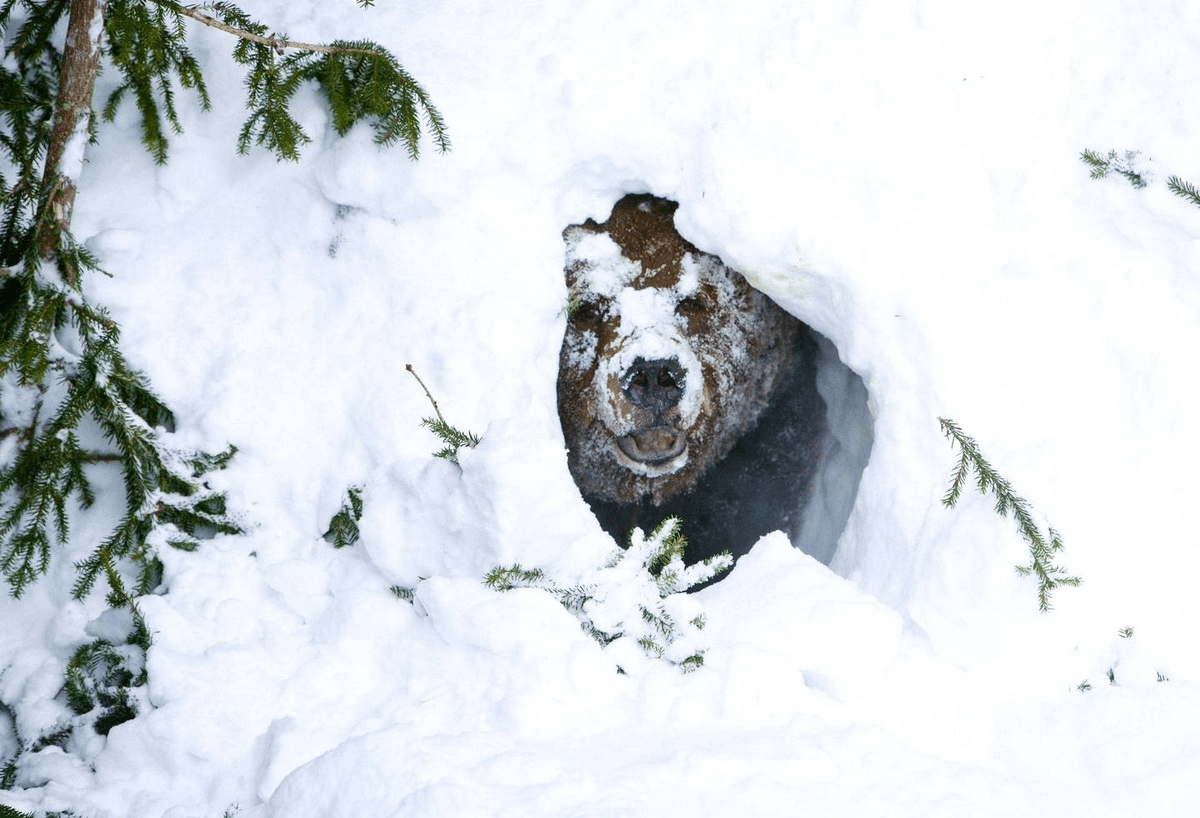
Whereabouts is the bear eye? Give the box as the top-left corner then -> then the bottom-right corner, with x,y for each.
570,298 -> 603,324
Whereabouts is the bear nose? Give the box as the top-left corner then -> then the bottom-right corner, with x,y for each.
623,357 -> 685,413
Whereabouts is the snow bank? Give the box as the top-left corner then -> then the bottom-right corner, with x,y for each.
3,0 -> 1200,815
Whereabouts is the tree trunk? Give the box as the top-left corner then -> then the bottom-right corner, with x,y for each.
39,0 -> 108,276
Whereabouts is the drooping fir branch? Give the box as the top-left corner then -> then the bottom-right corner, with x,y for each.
102,0 -> 213,164
0,264 -> 242,599
2,1 -> 244,601
3,0 -> 449,165
938,417 -> 1080,612
129,0 -> 449,162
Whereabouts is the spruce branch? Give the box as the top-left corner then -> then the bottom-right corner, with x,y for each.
1167,175 -> 1200,209
488,517 -> 730,672
938,417 -> 1080,612
1080,148 -> 1148,188
322,484 -> 363,548
153,0 -> 450,162
420,416 -> 482,462
102,0 -> 212,164
407,364 -> 481,463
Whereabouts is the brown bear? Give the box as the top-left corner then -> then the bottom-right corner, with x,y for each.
558,194 -> 826,564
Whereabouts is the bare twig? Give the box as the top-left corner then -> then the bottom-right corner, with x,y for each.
170,2 -> 384,58
405,364 -> 446,424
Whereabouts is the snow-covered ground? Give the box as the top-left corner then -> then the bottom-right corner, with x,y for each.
4,1 -> 1200,815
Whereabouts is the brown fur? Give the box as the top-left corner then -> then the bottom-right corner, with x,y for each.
558,194 -> 801,506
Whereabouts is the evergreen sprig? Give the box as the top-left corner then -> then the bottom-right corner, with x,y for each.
487,517 -> 732,672
173,0 -> 450,162
1080,148 -> 1148,188
0,234 -> 235,599
64,638 -> 141,736
1,232 -> 241,600
3,0 -> 450,165
1,615 -> 149,793
322,484 -> 363,548
938,417 -> 1080,612
1166,175 -> 1200,209
421,416 -> 481,463
103,0 -> 211,164
1081,147 -> 1200,214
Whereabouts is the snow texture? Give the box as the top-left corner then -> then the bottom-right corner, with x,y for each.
3,0 -> 1200,816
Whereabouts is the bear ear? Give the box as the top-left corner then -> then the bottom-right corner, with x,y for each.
562,222 -> 604,244
617,192 -> 679,218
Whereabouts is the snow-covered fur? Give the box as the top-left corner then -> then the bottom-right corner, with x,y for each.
557,194 -> 801,507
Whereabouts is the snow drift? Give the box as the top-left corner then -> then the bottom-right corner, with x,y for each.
3,0 -> 1200,816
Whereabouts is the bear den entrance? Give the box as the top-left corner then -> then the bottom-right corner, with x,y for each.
558,193 -> 873,569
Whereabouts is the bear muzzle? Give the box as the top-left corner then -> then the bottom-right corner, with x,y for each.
621,357 -> 685,414
612,357 -> 689,467
615,426 -> 687,464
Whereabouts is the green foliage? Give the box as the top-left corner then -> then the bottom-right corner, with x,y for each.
1,2 -> 447,804
1166,174 -> 1200,209
103,0 -> 212,164
64,637 -> 142,736
177,0 -> 448,162
1,744 -> 17,789
1080,148 -> 1147,188
1081,148 -> 1200,213
938,417 -> 1080,613
484,564 -> 598,622
421,417 -> 481,464
3,0 -> 448,166
0,256 -> 242,600
322,484 -> 363,548
486,517 -> 732,672
1,616 -> 148,796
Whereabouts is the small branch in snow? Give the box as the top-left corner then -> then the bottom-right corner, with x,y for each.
405,364 -> 446,425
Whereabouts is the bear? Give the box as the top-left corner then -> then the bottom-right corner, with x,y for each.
558,193 -> 826,565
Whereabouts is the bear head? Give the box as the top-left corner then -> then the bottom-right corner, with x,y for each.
558,194 -> 801,506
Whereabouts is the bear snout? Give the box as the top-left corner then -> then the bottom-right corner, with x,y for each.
621,357 -> 685,416
615,426 -> 687,465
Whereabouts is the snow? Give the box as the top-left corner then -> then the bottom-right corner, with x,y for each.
3,0 -> 1200,815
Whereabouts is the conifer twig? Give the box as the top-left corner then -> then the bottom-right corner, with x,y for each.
1167,175 -> 1200,209
938,417 -> 1080,612
405,363 -> 445,424
168,2 -> 383,58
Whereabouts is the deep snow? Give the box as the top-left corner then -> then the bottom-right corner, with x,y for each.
3,0 -> 1200,816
